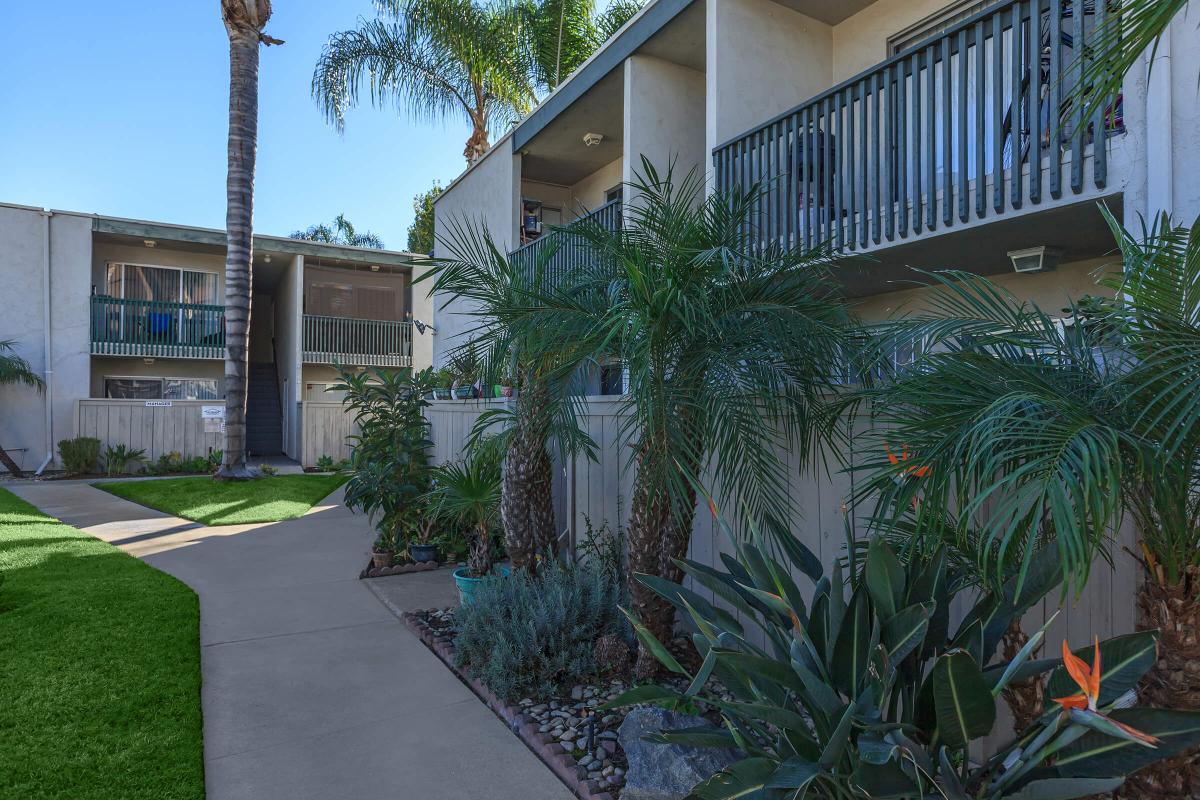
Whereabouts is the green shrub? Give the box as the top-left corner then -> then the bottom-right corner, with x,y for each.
454,562 -> 623,700
182,456 -> 210,474
206,450 -> 222,471
315,455 -> 335,471
258,463 -> 277,476
150,451 -> 186,475
58,437 -> 101,474
102,444 -> 146,475
622,530 -> 1200,800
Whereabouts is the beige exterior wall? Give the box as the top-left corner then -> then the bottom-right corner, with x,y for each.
91,241 -> 225,292
854,258 -> 1119,324
624,55 -> 707,194
275,255 -> 303,458
569,158 -> 623,211
829,0 -> 949,82
89,358 -> 224,397
431,135 -> 520,367
0,205 -> 93,471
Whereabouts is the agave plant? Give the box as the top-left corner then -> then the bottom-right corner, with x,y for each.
611,525 -> 1200,799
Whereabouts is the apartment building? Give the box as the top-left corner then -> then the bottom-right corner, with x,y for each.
0,202 -> 434,471
431,0 -> 1200,362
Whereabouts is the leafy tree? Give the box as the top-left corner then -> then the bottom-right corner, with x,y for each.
525,159 -> 856,676
312,0 -> 534,164
218,0 -> 282,480
407,182 -> 442,254
0,339 -> 43,477
291,213 -> 384,249
857,211 -> 1200,798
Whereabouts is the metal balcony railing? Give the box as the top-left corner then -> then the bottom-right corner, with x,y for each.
90,295 -> 225,359
509,199 -> 622,287
302,314 -> 413,368
713,0 -> 1120,254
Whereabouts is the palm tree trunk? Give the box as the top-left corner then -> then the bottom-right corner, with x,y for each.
1120,566 -> 1200,799
629,436 -> 699,679
1000,619 -> 1045,733
217,20 -> 261,480
500,374 -> 557,571
468,520 -> 493,577
0,446 -> 24,478
463,105 -> 489,164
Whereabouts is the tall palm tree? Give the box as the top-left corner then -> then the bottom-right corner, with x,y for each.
218,0 -> 281,481
516,0 -> 642,90
856,210 -> 1200,798
313,0 -> 534,164
0,340 -> 43,478
527,160 -> 855,675
291,213 -> 384,248
421,220 -> 594,572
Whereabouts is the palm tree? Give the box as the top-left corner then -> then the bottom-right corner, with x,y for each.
527,160 -> 855,675
0,340 -> 43,478
427,447 -> 503,577
218,0 -> 282,481
291,213 -> 384,248
516,0 -> 642,90
421,219 -> 594,573
856,210 -> 1200,798
312,0 -> 534,164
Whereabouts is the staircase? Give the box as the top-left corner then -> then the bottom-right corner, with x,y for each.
246,362 -> 283,457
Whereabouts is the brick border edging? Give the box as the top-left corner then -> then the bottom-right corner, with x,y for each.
358,559 -> 448,579
402,611 -> 617,800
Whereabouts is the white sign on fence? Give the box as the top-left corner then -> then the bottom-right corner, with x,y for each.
201,405 -> 225,419
144,400 -> 172,408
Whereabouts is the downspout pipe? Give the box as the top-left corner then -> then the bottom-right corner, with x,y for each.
35,210 -> 54,476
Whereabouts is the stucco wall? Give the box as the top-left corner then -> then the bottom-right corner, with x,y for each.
706,0 -> 832,170
431,135 -> 520,367
0,205 -> 93,471
569,158 -> 624,212
92,240 -> 225,291
274,255 -> 303,458
624,55 -> 707,192
89,358 -> 225,397
829,0 -> 948,82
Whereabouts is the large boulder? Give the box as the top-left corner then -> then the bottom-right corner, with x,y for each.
617,707 -> 740,800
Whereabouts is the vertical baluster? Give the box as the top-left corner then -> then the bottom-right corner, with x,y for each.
783,117 -> 793,249
897,60 -> 908,238
845,89 -> 856,248
993,8 -> 1005,212
1011,0 -> 1025,208
824,95 -> 834,245
1070,0 -> 1084,193
975,19 -> 987,217
1029,0 -> 1042,203
872,71 -> 882,244
810,105 -> 820,251
958,27 -> 969,222
1092,0 -> 1107,187
943,34 -> 953,226
776,120 -> 786,249
832,97 -> 843,250
1047,0 -> 1062,198
926,43 -> 937,231
860,78 -> 870,248
912,51 -> 923,232
765,124 -> 775,250
791,112 -> 802,249
885,64 -> 895,242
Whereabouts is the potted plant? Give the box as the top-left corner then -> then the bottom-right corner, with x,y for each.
408,515 -> 440,564
371,522 -> 399,569
430,366 -> 455,400
447,346 -> 480,400
426,443 -> 505,604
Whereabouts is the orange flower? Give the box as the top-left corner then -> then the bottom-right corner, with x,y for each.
1052,638 -> 1161,745
885,444 -> 931,478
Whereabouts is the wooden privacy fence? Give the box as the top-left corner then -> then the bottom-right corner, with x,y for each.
300,401 -> 359,466
76,399 -> 223,463
425,396 -> 1141,689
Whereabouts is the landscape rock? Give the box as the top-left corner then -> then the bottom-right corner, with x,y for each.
618,708 -> 739,800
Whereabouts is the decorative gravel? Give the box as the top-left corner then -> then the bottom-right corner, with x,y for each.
409,608 -> 731,799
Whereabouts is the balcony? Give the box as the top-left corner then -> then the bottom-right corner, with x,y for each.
509,198 -> 622,286
302,314 -> 413,368
90,295 -> 225,359
713,0 -> 1121,268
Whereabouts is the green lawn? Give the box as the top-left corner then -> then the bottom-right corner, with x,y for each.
0,488 -> 203,799
97,473 -> 347,526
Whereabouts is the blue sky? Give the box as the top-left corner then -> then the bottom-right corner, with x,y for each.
0,1 -> 472,250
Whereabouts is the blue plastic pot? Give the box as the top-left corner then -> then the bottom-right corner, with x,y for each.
453,565 -> 510,606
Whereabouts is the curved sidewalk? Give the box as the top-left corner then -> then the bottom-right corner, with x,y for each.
7,481 -> 570,800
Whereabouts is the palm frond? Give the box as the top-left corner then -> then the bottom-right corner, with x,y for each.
0,340 -> 43,390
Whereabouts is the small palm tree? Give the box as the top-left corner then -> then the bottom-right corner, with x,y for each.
526,159 -> 856,675
291,213 -> 384,249
421,219 -> 594,573
427,447 -> 502,577
313,0 -> 534,164
0,340 -> 43,478
857,210 -> 1200,797
218,0 -> 282,480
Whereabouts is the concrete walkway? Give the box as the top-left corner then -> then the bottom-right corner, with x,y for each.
6,480 -> 571,800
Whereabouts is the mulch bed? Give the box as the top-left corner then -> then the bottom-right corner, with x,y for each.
405,608 -> 722,800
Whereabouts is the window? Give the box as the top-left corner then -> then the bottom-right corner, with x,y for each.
599,362 -> 626,396
105,263 -> 220,305
104,377 -> 221,400
604,185 -> 622,204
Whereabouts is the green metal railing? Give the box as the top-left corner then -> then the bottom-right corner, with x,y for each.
509,199 -> 622,287
302,314 -> 413,368
90,295 -> 225,359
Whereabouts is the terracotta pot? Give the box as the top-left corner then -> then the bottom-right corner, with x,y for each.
371,550 -> 394,569
500,385 -> 514,397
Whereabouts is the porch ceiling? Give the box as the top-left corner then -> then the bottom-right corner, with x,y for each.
519,68 -> 624,185
837,195 -> 1124,298
768,0 -> 877,25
